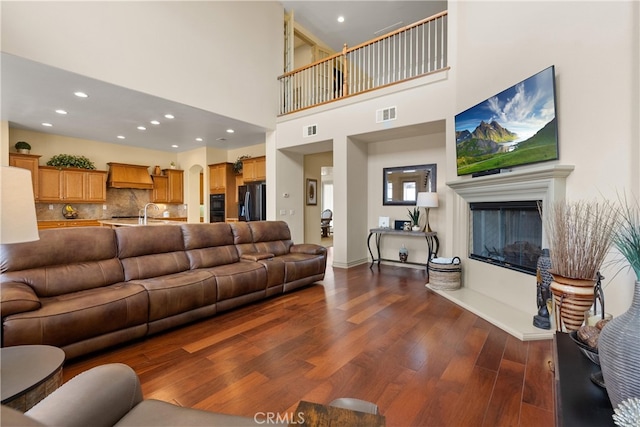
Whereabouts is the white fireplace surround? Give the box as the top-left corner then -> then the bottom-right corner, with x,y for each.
448,164 -> 575,247
433,164 -> 574,340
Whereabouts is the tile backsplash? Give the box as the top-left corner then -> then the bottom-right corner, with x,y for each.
35,188 -> 186,220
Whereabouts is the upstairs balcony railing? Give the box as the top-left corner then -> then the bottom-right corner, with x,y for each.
278,11 -> 448,115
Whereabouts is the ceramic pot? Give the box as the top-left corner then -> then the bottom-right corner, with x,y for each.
599,281 -> 640,410
549,274 -> 596,331
399,245 -> 408,263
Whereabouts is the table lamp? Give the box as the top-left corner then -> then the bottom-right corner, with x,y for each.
416,192 -> 438,232
1,166 -> 40,244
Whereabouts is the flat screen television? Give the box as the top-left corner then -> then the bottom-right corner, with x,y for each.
455,66 -> 559,176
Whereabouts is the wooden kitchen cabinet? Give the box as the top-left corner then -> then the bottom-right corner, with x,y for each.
242,156 -> 266,182
151,175 -> 169,203
9,153 -> 41,199
162,169 -> 184,204
209,163 -> 234,194
38,166 -> 107,203
38,219 -> 101,230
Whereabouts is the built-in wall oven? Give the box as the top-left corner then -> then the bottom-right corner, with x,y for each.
210,194 -> 225,222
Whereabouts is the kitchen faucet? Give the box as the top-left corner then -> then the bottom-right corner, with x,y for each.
142,203 -> 160,225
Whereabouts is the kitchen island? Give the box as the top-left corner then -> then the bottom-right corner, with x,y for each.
99,218 -> 186,228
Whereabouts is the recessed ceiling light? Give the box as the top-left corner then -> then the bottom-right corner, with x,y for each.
117,135 -> 126,139
137,126 -> 146,131
164,114 -> 175,119
150,120 -> 160,125
195,137 -> 203,142
74,91 -> 88,98
42,123 -> 53,127
171,144 -> 179,148
55,109 -> 67,115
226,129 -> 235,134
337,16 -> 345,23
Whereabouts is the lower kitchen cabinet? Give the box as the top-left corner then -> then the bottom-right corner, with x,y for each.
38,219 -> 102,229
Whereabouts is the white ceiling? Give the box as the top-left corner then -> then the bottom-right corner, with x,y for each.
1,1 -> 446,153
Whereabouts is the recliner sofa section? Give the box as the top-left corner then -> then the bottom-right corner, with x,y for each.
0,221 -> 327,359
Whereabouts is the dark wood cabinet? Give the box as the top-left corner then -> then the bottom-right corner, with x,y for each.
554,332 -> 613,426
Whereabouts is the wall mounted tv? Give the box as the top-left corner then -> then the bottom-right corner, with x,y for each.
455,66 -> 559,176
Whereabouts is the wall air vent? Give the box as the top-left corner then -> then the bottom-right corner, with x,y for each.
376,106 -> 397,123
303,124 -> 317,137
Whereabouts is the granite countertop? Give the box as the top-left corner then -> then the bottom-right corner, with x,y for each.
98,219 -> 185,227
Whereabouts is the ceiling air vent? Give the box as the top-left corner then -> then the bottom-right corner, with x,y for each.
303,124 -> 317,137
376,106 -> 397,123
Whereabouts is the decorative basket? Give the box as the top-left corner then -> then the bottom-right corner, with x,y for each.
428,257 -> 461,290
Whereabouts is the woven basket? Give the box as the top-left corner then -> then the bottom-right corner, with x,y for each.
428,257 -> 461,290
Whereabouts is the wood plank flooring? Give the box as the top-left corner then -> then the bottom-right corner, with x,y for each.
64,249 -> 555,426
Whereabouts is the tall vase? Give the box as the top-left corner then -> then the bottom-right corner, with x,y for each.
549,274 -> 596,331
598,281 -> 640,410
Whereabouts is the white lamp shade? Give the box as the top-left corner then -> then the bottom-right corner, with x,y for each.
416,192 -> 439,208
1,166 -> 39,244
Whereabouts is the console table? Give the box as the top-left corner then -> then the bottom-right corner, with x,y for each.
554,332 -> 613,426
367,228 -> 438,272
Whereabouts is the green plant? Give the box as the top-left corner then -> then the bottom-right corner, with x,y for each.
46,154 -> 96,170
543,200 -> 617,280
233,155 -> 251,174
15,141 -> 31,150
407,207 -> 421,227
612,194 -> 640,280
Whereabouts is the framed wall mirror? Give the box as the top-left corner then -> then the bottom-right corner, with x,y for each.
383,163 -> 437,206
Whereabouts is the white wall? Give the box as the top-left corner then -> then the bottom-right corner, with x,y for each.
1,1 -> 283,130
451,1 -> 640,316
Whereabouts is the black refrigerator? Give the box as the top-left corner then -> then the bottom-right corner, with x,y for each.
238,183 -> 266,221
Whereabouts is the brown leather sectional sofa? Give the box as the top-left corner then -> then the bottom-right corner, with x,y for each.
0,221 -> 327,359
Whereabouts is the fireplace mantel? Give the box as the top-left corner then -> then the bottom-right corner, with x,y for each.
447,164 -> 575,204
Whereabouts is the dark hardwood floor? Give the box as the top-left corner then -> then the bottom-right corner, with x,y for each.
64,249 -> 555,426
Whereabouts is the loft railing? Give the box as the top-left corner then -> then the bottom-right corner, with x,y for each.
278,11 -> 448,115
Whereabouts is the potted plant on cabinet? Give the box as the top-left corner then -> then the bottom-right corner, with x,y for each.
543,200 -> 617,331
407,207 -> 421,231
15,141 -> 31,154
598,194 -> 640,410
46,154 -> 96,169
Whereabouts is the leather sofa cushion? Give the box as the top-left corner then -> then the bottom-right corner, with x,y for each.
230,222 -> 256,255
278,253 -> 326,283
115,225 -> 185,259
248,221 -> 293,256
0,227 -> 124,297
0,227 -> 117,272
205,262 -> 267,301
2,283 -> 148,348
182,223 -> 240,268
130,270 -> 216,321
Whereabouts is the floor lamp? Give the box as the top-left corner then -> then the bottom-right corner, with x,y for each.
416,192 -> 439,232
1,166 -> 40,244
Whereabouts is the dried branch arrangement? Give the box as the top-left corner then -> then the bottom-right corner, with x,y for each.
543,200 -> 618,280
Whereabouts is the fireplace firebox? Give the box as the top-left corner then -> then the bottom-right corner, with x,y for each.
469,201 -> 542,275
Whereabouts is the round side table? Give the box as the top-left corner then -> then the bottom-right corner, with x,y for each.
1,345 -> 65,411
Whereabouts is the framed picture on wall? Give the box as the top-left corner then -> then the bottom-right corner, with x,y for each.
306,179 -> 317,205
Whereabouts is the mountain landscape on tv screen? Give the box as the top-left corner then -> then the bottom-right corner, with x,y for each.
456,117 -> 558,175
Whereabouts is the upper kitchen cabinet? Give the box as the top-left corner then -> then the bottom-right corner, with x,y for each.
242,156 -> 266,182
209,163 -> 234,194
163,169 -> 184,204
38,166 -> 107,203
9,153 -> 41,199
151,174 -> 169,203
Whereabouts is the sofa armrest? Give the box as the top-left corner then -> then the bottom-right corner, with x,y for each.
1,282 -> 40,318
290,244 -> 327,256
26,364 -> 143,427
241,252 -> 275,261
